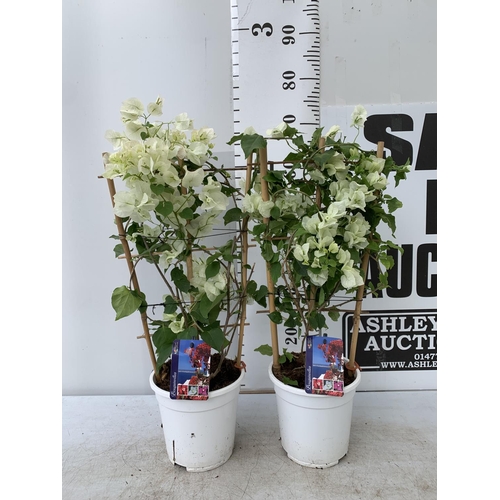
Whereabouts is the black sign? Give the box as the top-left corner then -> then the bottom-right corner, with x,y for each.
342,309 -> 437,371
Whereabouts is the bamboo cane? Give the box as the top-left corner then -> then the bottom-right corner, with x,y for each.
308,137 -> 326,323
259,147 -> 280,370
235,154 -> 253,368
105,176 -> 157,373
179,160 -> 194,290
345,141 -> 384,375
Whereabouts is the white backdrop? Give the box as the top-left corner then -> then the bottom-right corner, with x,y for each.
62,0 -> 436,395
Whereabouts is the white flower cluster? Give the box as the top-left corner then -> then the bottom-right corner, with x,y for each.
190,259 -> 228,302
292,201 -> 368,289
244,105 -> 384,291
103,96 -> 229,242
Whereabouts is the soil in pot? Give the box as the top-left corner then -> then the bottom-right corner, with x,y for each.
153,354 -> 242,392
272,351 -> 356,389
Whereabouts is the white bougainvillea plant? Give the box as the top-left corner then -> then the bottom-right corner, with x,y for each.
103,97 -> 260,378
228,105 -> 411,374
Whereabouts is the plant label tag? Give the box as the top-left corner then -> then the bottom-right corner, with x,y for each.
305,335 -> 344,396
170,339 -> 211,400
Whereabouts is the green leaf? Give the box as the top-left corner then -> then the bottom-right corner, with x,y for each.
200,327 -> 227,352
223,207 -> 243,224
328,309 -> 340,322
386,196 -> 403,213
252,285 -> 268,308
279,349 -> 294,363
379,252 -> 395,270
113,244 -> 124,258
268,311 -> 283,324
366,240 -> 380,252
171,268 -> 191,293
240,134 -> 267,158
199,292 -> 225,319
291,135 -> 305,149
156,201 -> 173,218
282,125 -> 298,138
270,206 -> 281,219
308,310 -> 326,330
283,151 -> 305,164
379,272 -> 389,288
111,286 -> 143,320
381,212 -> 397,236
150,184 -> 166,195
262,242 -> 274,262
152,325 -> 176,349
284,314 -> 299,328
282,375 -> 299,387
263,171 -> 284,182
155,344 -> 173,372
310,127 -> 324,147
270,262 -> 282,284
254,344 -> 273,356
252,224 -> 267,237
178,326 -> 198,340
268,220 -> 287,232
205,260 -> 221,279
163,295 -> 178,315
179,207 -> 194,220
292,259 -> 308,277
246,279 -> 257,296
318,287 -> 325,306
227,133 -> 243,146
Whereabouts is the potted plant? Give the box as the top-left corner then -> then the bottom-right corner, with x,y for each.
101,96 -> 260,472
228,105 -> 411,468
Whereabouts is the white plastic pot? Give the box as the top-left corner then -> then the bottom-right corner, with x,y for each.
269,361 -> 361,468
149,368 -> 245,472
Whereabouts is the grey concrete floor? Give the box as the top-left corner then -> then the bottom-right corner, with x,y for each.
62,391 -> 436,499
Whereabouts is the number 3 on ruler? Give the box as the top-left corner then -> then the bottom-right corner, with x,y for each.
251,23 -> 273,36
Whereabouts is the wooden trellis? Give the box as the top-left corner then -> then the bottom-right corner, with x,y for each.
252,140 -> 385,376
101,157 -> 252,376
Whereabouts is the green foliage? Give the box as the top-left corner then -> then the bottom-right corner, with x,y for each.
163,295 -> 177,315
104,98 -> 251,376
223,207 -> 243,224
111,286 -> 145,321
113,244 -> 124,258
228,133 -> 269,159
254,344 -> 273,356
228,105 -> 410,362
156,201 -> 173,218
268,311 -> 283,324
282,376 -> 299,387
200,326 -> 228,352
205,260 -> 221,279
153,325 -> 177,370
170,267 -> 191,293
249,284 -> 268,308
279,349 -> 294,364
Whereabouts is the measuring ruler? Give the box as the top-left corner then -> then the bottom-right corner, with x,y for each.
231,0 -> 321,163
230,1 -> 321,390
